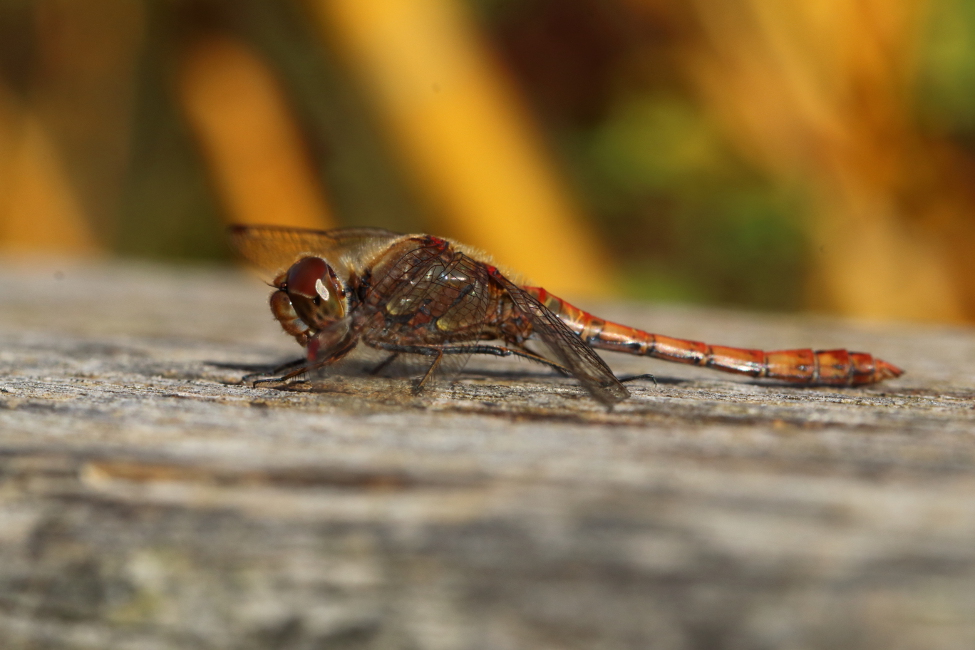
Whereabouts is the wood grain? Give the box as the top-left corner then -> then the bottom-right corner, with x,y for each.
0,259 -> 972,650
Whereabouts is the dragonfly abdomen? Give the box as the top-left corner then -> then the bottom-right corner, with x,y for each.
524,287 -> 902,387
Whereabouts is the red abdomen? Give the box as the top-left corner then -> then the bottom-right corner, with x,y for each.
523,287 -> 903,386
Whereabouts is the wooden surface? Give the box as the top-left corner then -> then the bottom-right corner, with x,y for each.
1,259 -> 974,650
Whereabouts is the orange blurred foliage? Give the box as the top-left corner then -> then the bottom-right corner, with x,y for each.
628,0 -> 975,322
309,0 -> 613,295
0,88 -> 99,254
178,34 -> 336,232
2,0 -> 975,323
0,0 -> 144,255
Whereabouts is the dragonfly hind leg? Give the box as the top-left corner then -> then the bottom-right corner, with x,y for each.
618,373 -> 658,386
369,342 -> 574,396
493,344 -> 573,376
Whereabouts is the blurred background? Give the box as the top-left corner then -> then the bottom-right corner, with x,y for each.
1,0 -> 974,322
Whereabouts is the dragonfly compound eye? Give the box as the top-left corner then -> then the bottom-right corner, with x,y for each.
283,257 -> 346,331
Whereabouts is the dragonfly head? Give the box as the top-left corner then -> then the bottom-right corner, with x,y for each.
271,257 -> 347,341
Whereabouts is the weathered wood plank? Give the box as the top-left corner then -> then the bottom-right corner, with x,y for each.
0,259 -> 973,650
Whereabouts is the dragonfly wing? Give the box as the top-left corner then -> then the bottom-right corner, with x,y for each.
228,224 -> 401,277
357,241 -> 494,380
495,275 -> 629,406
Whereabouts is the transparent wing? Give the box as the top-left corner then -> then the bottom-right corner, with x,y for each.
228,224 -> 402,277
494,274 -> 629,406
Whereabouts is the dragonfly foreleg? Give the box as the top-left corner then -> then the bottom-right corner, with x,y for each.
251,363 -> 311,388
252,337 -> 357,388
243,356 -> 305,383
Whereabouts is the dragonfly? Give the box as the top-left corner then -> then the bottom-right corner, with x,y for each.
229,224 -> 903,406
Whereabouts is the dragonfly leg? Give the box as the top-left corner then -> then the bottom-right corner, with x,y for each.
503,344 -> 572,376
363,343 -> 451,393
251,363 -> 311,387
243,356 -> 305,383
463,343 -> 572,376
370,342 -> 571,375
619,373 -> 658,386
252,338 -> 357,388
367,342 -> 573,395
412,349 -> 444,395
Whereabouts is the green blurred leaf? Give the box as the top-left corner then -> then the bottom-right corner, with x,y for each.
918,0 -> 975,132
589,95 -> 728,195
